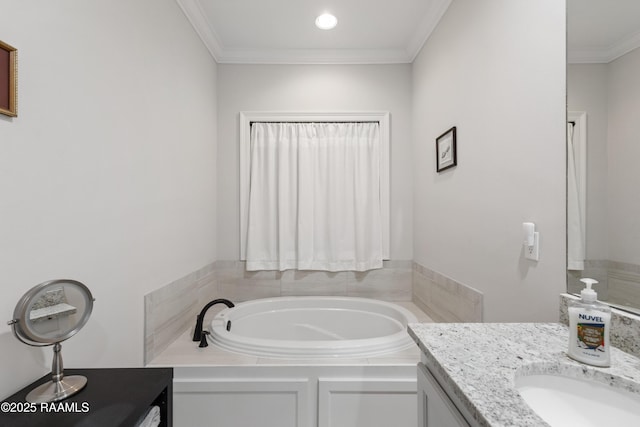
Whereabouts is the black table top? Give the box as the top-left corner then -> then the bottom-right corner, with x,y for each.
0,367 -> 172,427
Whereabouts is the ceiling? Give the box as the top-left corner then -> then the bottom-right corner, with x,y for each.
176,0 -> 640,65
568,0 -> 640,63
175,0 -> 452,64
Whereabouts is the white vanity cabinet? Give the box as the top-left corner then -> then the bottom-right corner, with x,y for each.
417,362 -> 471,427
173,365 -> 417,427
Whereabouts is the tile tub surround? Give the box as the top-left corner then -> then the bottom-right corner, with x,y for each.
568,260 -> 640,308
144,260 -> 413,364
408,323 -> 640,427
144,262 -> 217,364
216,260 -> 413,302
560,293 -> 640,359
412,262 -> 483,322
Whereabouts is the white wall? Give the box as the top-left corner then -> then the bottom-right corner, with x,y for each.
0,0 -> 217,398
216,64 -> 413,261
607,47 -> 640,265
567,64 -> 609,260
412,0 -> 567,321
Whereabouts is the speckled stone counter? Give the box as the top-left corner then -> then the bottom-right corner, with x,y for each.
408,323 -> 640,427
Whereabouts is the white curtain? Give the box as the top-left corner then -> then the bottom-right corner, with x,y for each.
245,122 -> 383,272
567,122 -> 585,270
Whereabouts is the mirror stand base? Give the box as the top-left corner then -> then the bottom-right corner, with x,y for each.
25,342 -> 88,403
26,375 -> 87,403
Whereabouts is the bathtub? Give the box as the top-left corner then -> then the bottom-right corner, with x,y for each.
208,296 -> 418,358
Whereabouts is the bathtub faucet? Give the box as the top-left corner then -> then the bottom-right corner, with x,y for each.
192,298 -> 235,347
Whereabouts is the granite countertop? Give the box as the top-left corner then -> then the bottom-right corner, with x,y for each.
407,323 -> 640,427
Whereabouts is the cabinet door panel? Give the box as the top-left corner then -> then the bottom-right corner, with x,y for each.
318,378 -> 416,427
173,378 -> 308,427
417,363 -> 470,427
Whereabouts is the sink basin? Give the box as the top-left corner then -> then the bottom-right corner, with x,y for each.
515,373 -> 640,426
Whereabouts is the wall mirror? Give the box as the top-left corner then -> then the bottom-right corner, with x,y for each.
566,0 -> 640,315
7,279 -> 94,403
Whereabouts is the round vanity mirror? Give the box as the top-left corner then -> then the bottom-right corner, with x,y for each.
7,279 -> 94,403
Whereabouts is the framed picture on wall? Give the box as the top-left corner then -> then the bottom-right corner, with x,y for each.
436,126 -> 456,172
0,39 -> 18,117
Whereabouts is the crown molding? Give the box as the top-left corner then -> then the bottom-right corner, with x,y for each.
568,49 -> 612,64
406,0 -> 452,62
175,0 -> 223,61
176,0 -> 452,65
568,30 -> 640,64
215,48 -> 411,65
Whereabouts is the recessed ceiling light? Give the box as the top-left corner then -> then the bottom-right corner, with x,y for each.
315,13 -> 337,30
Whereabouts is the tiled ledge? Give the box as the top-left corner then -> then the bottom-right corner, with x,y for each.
411,262 -> 483,322
216,260 -> 413,302
560,293 -> 640,359
568,259 -> 640,305
144,262 -> 217,364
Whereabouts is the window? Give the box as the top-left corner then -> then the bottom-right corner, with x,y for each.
239,112 -> 390,270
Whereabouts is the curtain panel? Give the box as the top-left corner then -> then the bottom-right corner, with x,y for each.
245,122 -> 383,272
567,122 -> 585,270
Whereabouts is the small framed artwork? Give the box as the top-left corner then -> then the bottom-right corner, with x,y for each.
436,126 -> 457,172
0,39 -> 18,117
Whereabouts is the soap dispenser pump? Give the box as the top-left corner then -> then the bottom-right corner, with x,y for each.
567,278 -> 611,367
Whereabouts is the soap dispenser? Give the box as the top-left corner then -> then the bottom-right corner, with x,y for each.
568,278 -> 611,367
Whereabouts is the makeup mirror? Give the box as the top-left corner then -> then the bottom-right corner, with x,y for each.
7,279 -> 94,403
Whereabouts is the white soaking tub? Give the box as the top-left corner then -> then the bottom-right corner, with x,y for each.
209,296 -> 418,358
